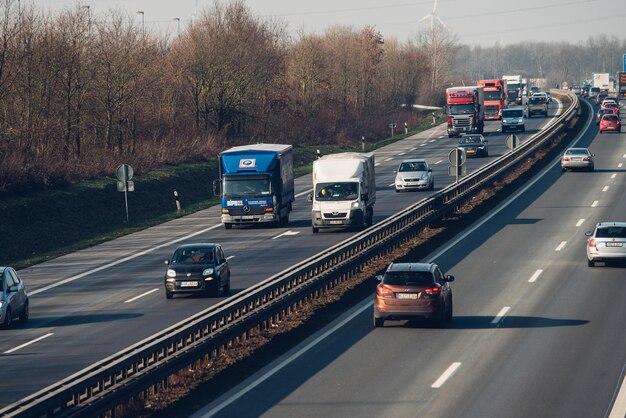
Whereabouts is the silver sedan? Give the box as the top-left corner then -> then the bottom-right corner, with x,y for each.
586,222 -> 626,267
394,159 -> 434,192
561,148 -> 594,172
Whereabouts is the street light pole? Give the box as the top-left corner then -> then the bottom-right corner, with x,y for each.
173,17 -> 180,36
136,10 -> 145,35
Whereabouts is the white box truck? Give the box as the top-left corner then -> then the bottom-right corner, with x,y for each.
310,153 -> 376,233
593,73 -> 610,92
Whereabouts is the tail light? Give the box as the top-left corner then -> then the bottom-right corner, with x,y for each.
563,157 -> 570,162
424,287 -> 441,296
582,157 -> 590,161
447,116 -> 452,125
589,239 -> 596,249
376,284 -> 394,298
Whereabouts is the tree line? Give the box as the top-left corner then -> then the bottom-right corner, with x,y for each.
0,0 -> 622,195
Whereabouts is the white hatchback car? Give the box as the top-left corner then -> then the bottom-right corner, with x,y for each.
586,222 -> 626,267
394,159 -> 433,192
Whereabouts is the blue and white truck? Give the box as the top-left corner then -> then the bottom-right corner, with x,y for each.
213,144 -> 294,229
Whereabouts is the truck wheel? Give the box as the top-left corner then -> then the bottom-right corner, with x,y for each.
224,223 -> 232,230
312,226 -> 319,234
448,134 -> 453,138
366,210 -> 373,227
281,213 -> 289,226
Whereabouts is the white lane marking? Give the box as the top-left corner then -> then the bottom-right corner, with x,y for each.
608,363 -> 626,418
619,163 -> 623,168
409,147 -> 417,151
399,152 -> 406,156
491,306 -> 511,324
431,362 -> 462,388
603,186 -> 610,192
555,241 -> 567,252
272,230 -> 300,240
611,174 -> 617,179
437,136 -> 444,139
4,333 -> 54,354
576,218 -> 585,227
435,160 -> 443,164
30,223 -> 225,296
591,200 -> 599,207
384,157 -> 394,162
226,255 -> 235,260
496,129 -> 501,132
125,288 -> 159,303
295,188 -> 313,198
623,154 -> 626,158
388,183 -> 395,187
420,142 -> 428,147
195,299 -> 371,417
528,269 -> 543,283
426,98 -> 594,265
430,139 -> 436,143
375,163 -> 381,166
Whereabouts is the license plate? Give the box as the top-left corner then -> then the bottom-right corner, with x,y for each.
396,293 -> 418,300
241,215 -> 254,219
572,157 -> 582,161
467,150 -> 475,154
330,220 -> 343,225
180,281 -> 198,287
606,242 -> 623,247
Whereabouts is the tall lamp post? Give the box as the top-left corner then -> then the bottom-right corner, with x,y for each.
136,10 -> 145,35
173,17 -> 180,36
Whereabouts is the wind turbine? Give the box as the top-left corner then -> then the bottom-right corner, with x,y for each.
419,0 -> 449,31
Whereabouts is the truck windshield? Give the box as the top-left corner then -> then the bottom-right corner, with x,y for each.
484,91 -> 502,100
448,104 -> 475,115
223,176 -> 271,197
315,182 -> 358,201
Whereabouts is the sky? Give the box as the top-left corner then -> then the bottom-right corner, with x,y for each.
36,0 -> 626,46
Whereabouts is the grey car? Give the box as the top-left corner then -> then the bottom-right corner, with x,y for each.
561,148 -> 594,172
0,267 -> 29,328
586,222 -> 626,267
394,159 -> 434,192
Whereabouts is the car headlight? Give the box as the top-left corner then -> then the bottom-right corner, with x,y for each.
0,301 -> 4,309
203,268 -> 215,276
312,201 -> 321,211
352,201 -> 360,208
502,119 -> 508,123
166,269 -> 177,278
478,145 -> 485,149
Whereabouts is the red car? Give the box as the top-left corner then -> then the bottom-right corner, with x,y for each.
599,114 -> 621,133
601,102 -> 620,116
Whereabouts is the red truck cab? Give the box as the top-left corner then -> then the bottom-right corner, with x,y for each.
477,79 -> 507,120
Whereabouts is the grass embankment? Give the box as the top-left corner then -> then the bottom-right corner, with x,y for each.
2,113 -> 445,268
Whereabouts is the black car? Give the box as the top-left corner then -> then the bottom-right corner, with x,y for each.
1,267 -> 29,328
457,134 -> 489,157
164,243 -> 231,299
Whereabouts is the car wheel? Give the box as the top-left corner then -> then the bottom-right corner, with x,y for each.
429,180 -> 434,191
312,226 -> 319,234
561,167 -> 566,172
587,259 -> 595,267
166,292 -> 173,299
366,211 -> 373,227
19,301 -> 29,324
2,308 -> 12,329
224,223 -> 232,230
395,188 -> 400,193
224,277 -> 231,294
600,130 -> 603,134
588,166 -> 594,172
373,317 -> 385,328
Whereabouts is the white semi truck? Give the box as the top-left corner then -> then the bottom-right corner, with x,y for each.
310,153 -> 376,233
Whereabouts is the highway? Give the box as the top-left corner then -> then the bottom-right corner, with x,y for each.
191,98 -> 626,418
0,101 -> 564,407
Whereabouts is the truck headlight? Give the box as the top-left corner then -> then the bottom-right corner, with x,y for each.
312,201 -> 321,211
352,201 -> 360,208
203,268 -> 215,276
166,269 -> 177,278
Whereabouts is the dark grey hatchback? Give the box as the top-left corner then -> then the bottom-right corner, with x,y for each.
164,244 -> 231,299
1,267 -> 29,328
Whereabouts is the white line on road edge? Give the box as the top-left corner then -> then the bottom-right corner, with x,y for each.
591,200 -> 599,207
576,219 -> 585,227
528,269 -> 543,283
226,255 -> 235,260
435,160 -> 443,164
375,163 -> 381,166
430,139 -> 436,143
272,230 -> 300,240
125,288 -> 159,303
409,147 -> 417,151
555,241 -> 567,251
194,300 -> 371,418
619,163 -> 623,168
611,174 -> 617,179
420,142 -> 428,146
603,186 -> 610,192
431,362 -> 462,388
295,188 -> 313,198
384,157 -> 394,161
30,223 -> 225,296
608,362 -> 626,418
399,152 -> 406,156
491,306 -> 511,325
4,333 -> 54,354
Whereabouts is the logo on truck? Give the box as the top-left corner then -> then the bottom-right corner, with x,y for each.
239,159 -> 256,168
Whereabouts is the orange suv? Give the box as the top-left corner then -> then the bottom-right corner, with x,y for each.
373,262 -> 454,327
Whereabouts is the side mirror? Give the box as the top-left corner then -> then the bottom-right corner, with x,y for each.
428,168 -> 432,172
393,170 -> 397,174
212,179 -> 221,196
375,274 -> 384,281
445,274 -> 455,282
361,193 -> 368,201
164,260 -> 169,265
585,231 -> 593,236
307,193 -> 313,202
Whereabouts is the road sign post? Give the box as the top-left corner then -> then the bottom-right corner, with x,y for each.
505,134 -> 519,150
116,164 -> 134,223
447,148 -> 466,183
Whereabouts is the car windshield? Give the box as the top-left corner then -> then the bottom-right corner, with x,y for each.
399,162 -> 427,172
315,182 -> 359,201
604,115 -> 618,121
460,136 -> 481,144
448,104 -> 475,115
503,109 -> 523,118
595,227 -> 626,238
383,271 -> 434,286
171,248 -> 215,264
565,149 -> 589,156
223,176 -> 271,197
528,98 -> 544,104
484,91 -> 502,100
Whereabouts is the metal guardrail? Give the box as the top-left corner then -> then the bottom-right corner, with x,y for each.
1,92 -> 579,418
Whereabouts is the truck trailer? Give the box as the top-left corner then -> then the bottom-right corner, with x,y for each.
214,144 -> 294,229
593,72 -> 610,93
446,86 -> 485,137
310,153 -> 376,233
502,75 -> 523,105
477,79 -> 507,120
